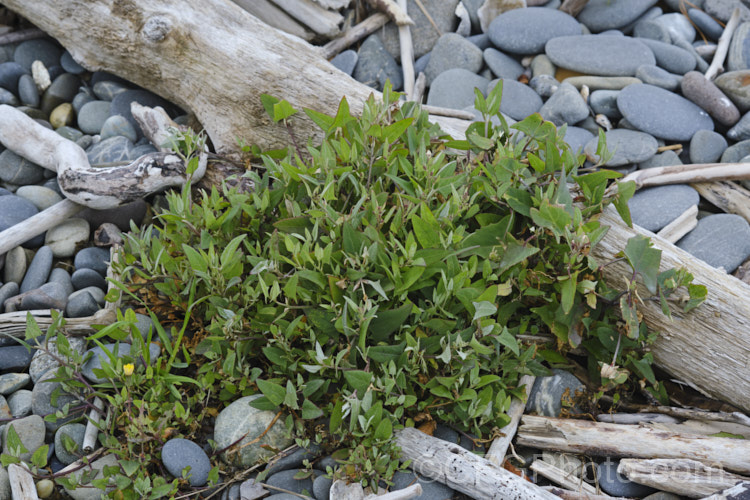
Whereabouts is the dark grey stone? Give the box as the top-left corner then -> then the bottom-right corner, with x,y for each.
0,62 -> 27,95
529,74 -> 560,98
590,90 -> 622,119
92,80 -> 130,101
487,79 -> 542,120
313,475 -> 333,500
563,126 -> 594,155
31,371 -> 83,432
162,438 -> 211,486
77,100 -> 112,135
635,65 -> 679,91
380,0 -> 459,60
729,22 -> 750,71
65,290 -> 100,318
79,199 -> 148,232
628,185 -> 700,232
652,12 -> 695,42
74,246 -> 111,275
60,51 -> 85,75
427,68 -> 490,110
705,0 -> 750,23
100,114 -> 137,142
526,369 -> 585,417
484,48 -> 524,80
265,469 -> 322,495
49,268 -> 74,298
638,38 -> 696,75
13,39 -> 62,71
488,7 -> 580,55
17,74 -> 39,107
0,150 -> 46,185
721,138 -> 750,163
86,136 -> 136,165
620,6 -> 663,35
20,246 -> 53,293
71,92 -> 94,114
433,423 -> 460,444
690,130 -> 728,164
617,83 -> 714,140
671,35 -> 709,72
391,471 -> 455,500
41,73 -> 81,115
539,82 -> 589,126
330,50 -> 358,76
110,89 -> 179,138
424,33 -> 482,84
598,459 -> 657,497
71,268 -> 107,292
28,337 -> 86,384
0,346 -> 32,372
353,34 -> 402,91
546,35 -> 655,77
265,445 -> 321,476
0,87 -> 19,106
727,110 -> 750,141
677,214 -> 750,272
577,0 -> 658,32
8,389 -> 32,418
54,423 -> 86,465
4,414 -> 45,462
688,8 -> 724,41
16,282 -> 68,311
0,282 -> 18,314
640,150 -> 682,169
467,33 -> 491,50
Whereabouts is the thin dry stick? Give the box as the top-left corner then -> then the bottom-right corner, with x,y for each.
397,0 -> 415,100
486,374 -> 536,465
656,204 -> 697,243
705,7 -> 742,80
413,0 -> 441,36
619,162 -> 750,190
321,12 -> 389,59
656,144 -> 683,152
412,72 -> 426,103
421,104 -> 476,120
83,397 -> 105,453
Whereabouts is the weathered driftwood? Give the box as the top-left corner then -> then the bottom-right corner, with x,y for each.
705,7 -> 741,81
596,413 -> 681,425
620,162 -> 750,189
529,460 -> 599,496
542,488 -> 625,500
366,0 -> 414,25
1,0 -> 471,157
8,464 -> 39,500
701,481 -> 750,500
397,0 -> 415,100
0,105 -> 206,209
332,482 -> 422,500
655,204 -> 697,243
395,427 -> 559,500
692,181 -> 750,223
516,416 -> 750,474
321,13 -> 389,59
232,0 -> 314,41
486,374 -> 536,465
618,458 -> 750,499
0,199 -> 84,256
270,0 -> 343,37
83,397 -> 105,453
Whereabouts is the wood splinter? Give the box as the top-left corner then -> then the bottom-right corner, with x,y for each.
366,0 -> 414,25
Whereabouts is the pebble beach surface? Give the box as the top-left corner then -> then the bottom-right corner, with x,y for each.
1,0 -> 750,499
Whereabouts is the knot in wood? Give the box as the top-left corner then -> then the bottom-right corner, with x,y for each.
142,15 -> 172,42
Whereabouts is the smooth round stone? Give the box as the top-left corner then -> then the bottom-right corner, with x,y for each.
531,54 -> 556,78
681,71 -> 740,126
74,246 -> 110,276
467,33 -> 491,50
590,90 -> 622,118
690,130 -> 728,164
715,70 -> 750,112
729,22 -> 750,71
162,438 -> 211,486
584,129 -> 658,167
45,218 -> 90,258
414,52 -> 430,75
0,396 -> 11,420
727,111 -> 750,141
132,313 -> 158,340
392,471 -> 455,500
526,369 -> 585,417
49,268 -> 74,297
13,39 -> 62,71
55,125 -> 84,142
18,74 -> 39,107
424,33 -> 482,84
3,247 -> 25,285
353,34 -> 403,91
8,389 -> 32,418
539,82 -> 589,126
79,199 -> 147,232
427,68 -> 490,110
628,185 -> 699,232
66,289 -> 101,318
20,246 -> 53,294
633,19 -> 672,43
113,88 -> 177,137
635,64 -> 679,91
563,76 -> 642,91
215,395 -> 294,466
0,150 -> 46,186
330,50 -> 358,76
546,35 -> 655,77
0,282 -> 18,314
71,268 -> 107,292
31,371 -> 84,431
266,470 -> 322,495
29,337 -> 86,384
265,446 -> 321,476
639,149 -> 683,169
0,373 -> 30,395
0,62 -> 27,94
86,135 -> 136,165
81,342 -> 159,383
15,282 -> 68,311
677,214 -> 750,273
60,51 -> 85,75
617,83 -> 714,140
688,8 -> 724,41
54,423 -> 86,465
488,7 -> 581,55
77,100 -> 112,135
563,126 -> 594,154
130,143 -> 157,158
49,102 -> 74,129
652,13 -> 695,42
99,114 -> 138,142
41,72 -> 80,113
721,138 -> 750,163
0,87 -> 19,106
313,475 -> 333,500
636,38 -> 695,76
4,414 -> 45,462
529,74 -> 560,97
16,185 -> 63,211
71,92 -> 94,114
484,48 -> 524,80
705,1 -> 750,23
598,459 -> 657,497
36,478 -> 54,499
489,78 -> 542,120
92,80 -> 130,101
577,0 -> 658,32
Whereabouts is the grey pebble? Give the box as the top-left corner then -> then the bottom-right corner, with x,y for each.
54,423 -> 86,465
488,7 -> 580,55
715,70 -> 750,112
41,73 -> 81,116
721,138 -> 750,163
8,389 -> 32,418
731,22 -> 750,71
330,50 -> 358,76
60,51 -> 85,74
639,149 -> 682,169
92,80 -> 130,101
628,185 -> 700,232
636,38 -> 696,75
635,64 -> 679,91
380,0 -> 459,60
71,268 -> 107,292
20,246 -> 53,294
49,268 -> 74,298
526,369 -> 585,417
690,130 -> 728,164
354,34 -> 402,91
427,68 -> 489,110
484,48 -> 524,80
74,246 -> 111,275
77,100 -> 112,135
13,39 -> 61,71
0,373 -> 30,395
598,459 -> 657,497
491,79 -> 542,120
539,82 -> 589,126
15,185 -> 62,211
100,115 -> 138,142
265,469 -> 322,495
688,8 -> 725,41
4,414 -> 45,462
577,0 -> 658,32
161,438 -> 211,486
17,74 -> 39,108
86,135 -> 136,165
563,126 -> 594,155
65,290 -> 101,318
545,35 -> 655,77
424,33 -> 482,85
31,370 -> 84,432
681,70 -> 740,127
590,90 -> 622,119
0,282 -> 18,313
677,213 -> 750,272
71,92 -> 94,114
584,129 -> 658,167
727,110 -> 750,141
0,61 -> 27,94
313,475 -> 333,500
652,12 -> 695,42
0,149 -> 46,186
391,470 -> 455,500
529,74 -> 559,98
29,336 -> 87,384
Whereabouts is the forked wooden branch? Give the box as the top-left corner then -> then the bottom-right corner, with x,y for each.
8,464 -> 38,500
321,13 -> 389,59
366,0 -> 414,25
0,199 -> 84,256
395,427 -> 559,499
691,181 -> 750,223
486,374 -> 535,465
705,7 -> 741,81
516,416 -> 750,474
618,459 -> 750,498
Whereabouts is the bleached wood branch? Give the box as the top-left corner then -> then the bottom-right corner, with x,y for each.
0,27 -> 45,44
8,464 -> 39,500
83,397 -> 105,453
597,413 -> 681,424
395,427 -> 559,499
691,181 -> 750,224
618,458 -> 750,498
0,199 -> 84,256
366,483 -> 422,500
486,374 -> 536,465
412,72 -> 426,103
397,0 -> 415,100
269,0 -> 343,37
232,0 -> 314,40
529,460 -> 599,496
516,416 -> 750,474
705,7 -> 742,81
701,481 -> 750,499
656,204 -> 698,243
542,488 -> 626,500
321,13 -> 389,59
365,0 -> 414,25
620,162 -> 750,190
421,105 -> 476,120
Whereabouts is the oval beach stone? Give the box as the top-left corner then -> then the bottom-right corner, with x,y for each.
617,83 -> 714,140
583,129 -> 658,167
546,35 -> 655,77
488,7 -> 581,55
627,185 -> 699,232
577,0 -> 658,32
677,214 -> 750,273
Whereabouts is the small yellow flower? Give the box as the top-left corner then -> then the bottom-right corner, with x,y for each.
123,363 -> 135,376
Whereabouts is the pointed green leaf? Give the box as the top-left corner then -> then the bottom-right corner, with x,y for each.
560,272 -> 578,315
472,301 -> 497,321
273,99 -> 298,122
373,418 -> 393,441
614,180 -> 636,227
182,245 -> 207,274
301,399 -> 324,420
624,235 -> 661,294
304,107 -> 334,132
256,379 -> 286,407
344,370 -> 372,394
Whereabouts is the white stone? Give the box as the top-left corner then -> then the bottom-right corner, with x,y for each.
44,218 -> 90,258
